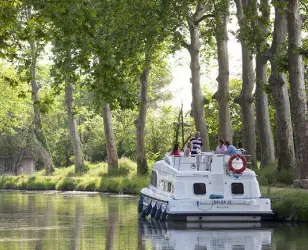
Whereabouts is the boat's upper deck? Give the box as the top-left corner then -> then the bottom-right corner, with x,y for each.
163,152 -> 251,174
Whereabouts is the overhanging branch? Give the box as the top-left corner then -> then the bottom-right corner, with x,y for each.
194,14 -> 215,25
181,40 -> 192,52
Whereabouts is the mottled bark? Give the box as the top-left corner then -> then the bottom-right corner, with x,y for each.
135,64 -> 150,175
256,55 -> 275,166
213,0 -> 232,143
255,0 -> 275,167
234,0 -> 257,168
102,103 -> 118,172
29,39 -> 54,175
287,0 -> 308,179
269,0 -> 295,170
182,4 -> 210,151
65,82 -> 86,173
12,149 -> 25,175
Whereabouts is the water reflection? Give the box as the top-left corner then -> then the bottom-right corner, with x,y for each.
0,191 -> 308,250
139,220 -> 272,250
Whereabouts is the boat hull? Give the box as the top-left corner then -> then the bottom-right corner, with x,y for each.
140,192 -> 275,222
168,213 -> 274,222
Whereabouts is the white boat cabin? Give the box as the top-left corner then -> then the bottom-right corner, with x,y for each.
149,153 -> 261,201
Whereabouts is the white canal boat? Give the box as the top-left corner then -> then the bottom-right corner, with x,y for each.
139,152 -> 274,222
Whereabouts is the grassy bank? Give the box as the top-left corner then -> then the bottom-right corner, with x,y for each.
261,186 -> 308,222
0,158 -> 149,194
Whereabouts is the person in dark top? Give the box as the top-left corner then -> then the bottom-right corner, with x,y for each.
190,131 -> 203,155
170,143 -> 181,156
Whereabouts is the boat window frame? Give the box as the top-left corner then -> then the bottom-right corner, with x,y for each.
159,180 -> 174,193
193,183 -> 206,195
150,171 -> 157,187
231,182 -> 244,194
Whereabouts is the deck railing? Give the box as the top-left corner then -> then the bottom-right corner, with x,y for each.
166,153 -> 252,172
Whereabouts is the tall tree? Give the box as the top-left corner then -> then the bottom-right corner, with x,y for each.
212,0 -> 232,143
34,0 -> 94,173
255,0 -> 275,166
287,0 -> 308,181
65,80 -> 86,173
269,0 -> 295,170
234,0 -> 257,168
182,2 -> 211,151
102,103 -> 118,173
104,0 -> 182,174
24,4 -> 54,174
0,1 -> 55,174
135,58 -> 151,175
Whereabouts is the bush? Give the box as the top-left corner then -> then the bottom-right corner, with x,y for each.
261,187 -> 308,222
256,161 -> 296,186
55,178 -> 76,191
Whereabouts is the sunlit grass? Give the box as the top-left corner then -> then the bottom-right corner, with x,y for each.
0,158 -> 147,194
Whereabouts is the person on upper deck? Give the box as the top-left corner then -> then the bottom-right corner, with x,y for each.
215,139 -> 227,154
170,143 -> 181,156
190,131 -> 203,155
225,140 -> 237,156
184,142 -> 191,157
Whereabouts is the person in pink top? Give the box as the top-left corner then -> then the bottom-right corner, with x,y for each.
215,139 -> 227,154
170,143 -> 181,157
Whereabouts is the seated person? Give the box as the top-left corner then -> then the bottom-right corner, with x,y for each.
225,140 -> 237,155
215,139 -> 227,154
170,143 -> 181,157
184,142 -> 191,157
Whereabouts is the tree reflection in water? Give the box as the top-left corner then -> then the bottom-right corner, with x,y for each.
0,192 -> 308,249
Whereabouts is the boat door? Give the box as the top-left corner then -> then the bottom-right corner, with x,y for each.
209,156 -> 225,198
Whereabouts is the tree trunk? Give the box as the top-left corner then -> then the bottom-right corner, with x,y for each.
102,103 -> 118,173
183,5 -> 210,151
65,82 -> 86,173
12,149 -> 25,175
213,0 -> 232,143
287,0 -> 308,179
135,64 -> 150,176
234,0 -> 257,168
269,0 -> 295,170
29,39 -> 54,175
255,0 -> 275,167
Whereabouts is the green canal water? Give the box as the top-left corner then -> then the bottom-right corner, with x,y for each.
0,190 -> 307,250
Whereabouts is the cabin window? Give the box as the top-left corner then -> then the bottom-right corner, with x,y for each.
167,182 -> 173,192
159,180 -> 174,193
150,171 -> 157,187
231,183 -> 244,194
193,183 -> 206,195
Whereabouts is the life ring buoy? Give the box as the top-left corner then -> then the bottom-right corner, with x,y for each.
228,154 -> 247,174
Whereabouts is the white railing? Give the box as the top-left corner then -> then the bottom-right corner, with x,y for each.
166,153 -> 252,172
